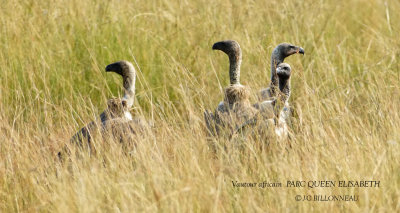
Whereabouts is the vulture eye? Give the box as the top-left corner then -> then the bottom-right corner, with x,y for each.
289,45 -> 295,48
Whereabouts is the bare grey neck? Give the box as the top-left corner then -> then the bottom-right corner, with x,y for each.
122,63 -> 136,108
270,49 -> 285,95
229,52 -> 241,85
278,77 -> 291,101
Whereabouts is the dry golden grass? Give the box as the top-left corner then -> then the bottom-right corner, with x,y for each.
0,0 -> 399,212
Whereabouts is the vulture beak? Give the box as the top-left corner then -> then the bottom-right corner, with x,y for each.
105,63 -> 119,72
212,42 -> 221,50
105,62 -> 124,76
298,47 -> 305,55
105,64 -> 113,72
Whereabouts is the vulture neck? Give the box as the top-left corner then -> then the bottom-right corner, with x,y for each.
278,77 -> 291,102
273,76 -> 290,119
122,64 -> 136,109
270,50 -> 285,96
228,52 -> 241,85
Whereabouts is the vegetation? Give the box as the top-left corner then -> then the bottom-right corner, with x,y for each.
0,0 -> 399,211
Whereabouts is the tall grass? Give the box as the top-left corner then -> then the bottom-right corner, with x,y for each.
0,0 -> 399,212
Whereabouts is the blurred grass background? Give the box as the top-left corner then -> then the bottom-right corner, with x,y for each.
0,0 -> 399,212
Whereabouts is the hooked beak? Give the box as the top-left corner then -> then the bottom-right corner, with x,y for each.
212,42 -> 221,50
105,64 -> 113,72
298,47 -> 305,55
105,63 -> 119,72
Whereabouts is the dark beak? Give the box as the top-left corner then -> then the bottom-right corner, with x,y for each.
212,41 -> 227,50
298,47 -> 305,55
105,63 -> 119,72
105,64 -> 113,72
105,61 -> 124,76
212,42 -> 220,50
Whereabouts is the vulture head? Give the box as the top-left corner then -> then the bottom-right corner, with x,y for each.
276,63 -> 291,80
105,60 -> 136,109
105,61 -> 135,77
273,43 -> 305,60
269,43 -> 303,87
212,40 -> 241,60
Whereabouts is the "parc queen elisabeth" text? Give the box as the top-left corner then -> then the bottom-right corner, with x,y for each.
287,180 -> 380,188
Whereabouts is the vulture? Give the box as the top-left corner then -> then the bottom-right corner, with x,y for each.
102,61 -> 150,142
63,61 -> 149,157
235,63 -> 293,138
204,40 -> 258,137
268,62 -> 293,137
